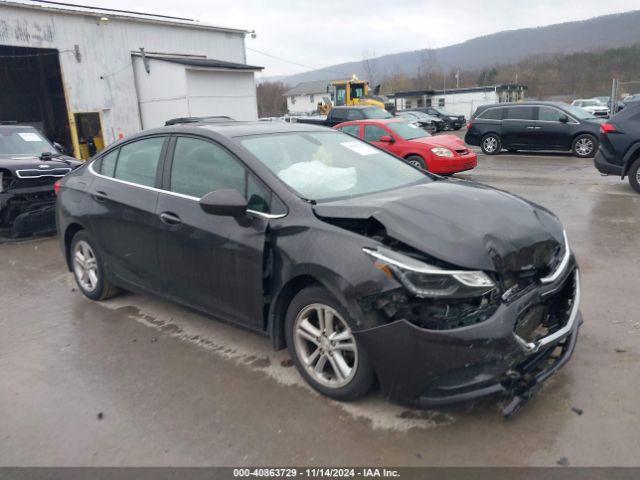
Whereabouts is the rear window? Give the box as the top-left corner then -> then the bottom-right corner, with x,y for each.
113,137 -> 164,187
505,106 -> 536,120
339,125 -> 360,137
477,107 -> 503,120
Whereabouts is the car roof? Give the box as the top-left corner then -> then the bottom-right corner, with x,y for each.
338,118 -> 404,125
332,105 -> 380,110
111,121 -> 336,144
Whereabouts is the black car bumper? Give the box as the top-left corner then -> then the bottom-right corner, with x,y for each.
354,265 -> 580,414
594,150 -> 623,176
0,186 -> 57,237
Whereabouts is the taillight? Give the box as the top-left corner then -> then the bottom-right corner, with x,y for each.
466,121 -> 473,129
600,123 -> 617,134
54,180 -> 61,196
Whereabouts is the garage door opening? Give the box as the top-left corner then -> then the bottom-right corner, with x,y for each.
0,45 -> 73,155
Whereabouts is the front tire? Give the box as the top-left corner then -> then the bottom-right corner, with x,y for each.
628,158 -> 640,193
572,134 -> 598,158
406,155 -> 427,170
70,231 -> 119,301
285,286 -> 374,401
481,133 -> 502,155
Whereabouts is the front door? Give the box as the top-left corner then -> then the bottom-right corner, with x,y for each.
156,135 -> 269,328
87,136 -> 167,291
363,124 -> 398,155
532,106 -> 573,149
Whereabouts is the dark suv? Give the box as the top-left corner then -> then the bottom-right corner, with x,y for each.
594,102 -> 640,193
1,125 -> 80,237
465,102 -> 603,157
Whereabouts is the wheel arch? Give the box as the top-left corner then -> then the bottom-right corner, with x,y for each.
621,142 -> 640,178
268,274 -> 323,350
63,222 -> 85,271
267,265 -> 362,350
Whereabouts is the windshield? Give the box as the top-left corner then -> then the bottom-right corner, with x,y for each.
405,111 -> 430,119
363,108 -> 393,119
581,101 -> 600,107
387,122 -> 430,140
0,128 -> 55,156
239,131 -> 429,201
562,105 -> 597,120
433,108 -> 454,116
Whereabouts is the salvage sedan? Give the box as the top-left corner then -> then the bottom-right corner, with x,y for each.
56,121 -> 581,415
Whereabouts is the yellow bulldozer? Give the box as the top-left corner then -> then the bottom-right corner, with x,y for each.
317,76 -> 389,115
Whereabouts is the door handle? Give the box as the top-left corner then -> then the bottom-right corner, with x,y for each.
92,191 -> 108,202
159,212 -> 182,225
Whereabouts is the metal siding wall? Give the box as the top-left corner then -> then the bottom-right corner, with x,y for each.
0,4 -> 249,144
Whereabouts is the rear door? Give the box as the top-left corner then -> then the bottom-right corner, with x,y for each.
88,136 -> 167,291
155,135 -> 278,328
501,106 -> 537,148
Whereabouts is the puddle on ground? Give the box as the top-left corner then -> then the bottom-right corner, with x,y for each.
60,273 -> 458,431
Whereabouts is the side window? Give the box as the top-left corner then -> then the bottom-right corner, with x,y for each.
169,137 -> 284,215
364,125 -> 388,142
478,108 -> 503,120
170,137 -> 245,198
505,106 -> 535,120
114,137 -> 164,187
346,109 -> 363,121
538,107 -> 562,122
339,125 -> 360,137
99,149 -> 119,177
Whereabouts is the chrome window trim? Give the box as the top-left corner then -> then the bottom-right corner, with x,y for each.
540,230 -> 570,284
16,168 -> 71,178
88,160 -> 287,219
514,269 -> 580,354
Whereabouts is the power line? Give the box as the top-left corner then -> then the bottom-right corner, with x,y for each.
246,46 -> 353,78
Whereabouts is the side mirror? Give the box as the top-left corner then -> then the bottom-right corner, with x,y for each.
53,142 -> 66,154
199,189 -> 247,217
559,114 -> 569,123
379,135 -> 394,143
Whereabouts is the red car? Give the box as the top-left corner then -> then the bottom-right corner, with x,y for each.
334,119 -> 477,174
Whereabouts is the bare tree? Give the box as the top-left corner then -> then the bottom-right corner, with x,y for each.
362,50 -> 378,87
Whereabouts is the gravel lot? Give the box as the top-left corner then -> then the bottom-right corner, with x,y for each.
1,145 -> 639,466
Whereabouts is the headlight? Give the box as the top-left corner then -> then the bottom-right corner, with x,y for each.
363,246 -> 495,299
431,147 -> 454,157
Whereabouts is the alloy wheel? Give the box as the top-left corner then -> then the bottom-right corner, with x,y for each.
483,136 -> 498,153
575,138 -> 594,156
408,159 -> 422,168
293,303 -> 358,389
72,240 -> 99,292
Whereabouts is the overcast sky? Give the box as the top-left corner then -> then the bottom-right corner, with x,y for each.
83,0 -> 639,78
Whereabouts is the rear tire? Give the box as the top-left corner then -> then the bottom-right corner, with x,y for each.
285,286 -> 375,401
406,155 -> 427,170
70,231 -> 119,301
480,134 -> 502,155
628,158 -> 640,193
572,134 -> 598,158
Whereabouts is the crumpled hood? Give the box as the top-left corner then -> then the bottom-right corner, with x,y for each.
313,180 -> 565,274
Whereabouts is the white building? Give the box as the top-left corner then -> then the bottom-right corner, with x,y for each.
283,80 -> 332,115
393,85 -> 527,118
0,0 -> 261,158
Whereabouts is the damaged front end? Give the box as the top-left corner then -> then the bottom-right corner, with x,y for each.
0,169 -> 64,237
353,240 -> 580,416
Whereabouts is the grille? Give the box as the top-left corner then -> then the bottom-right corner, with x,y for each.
455,148 -> 470,155
16,168 -> 71,178
514,269 -> 577,343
